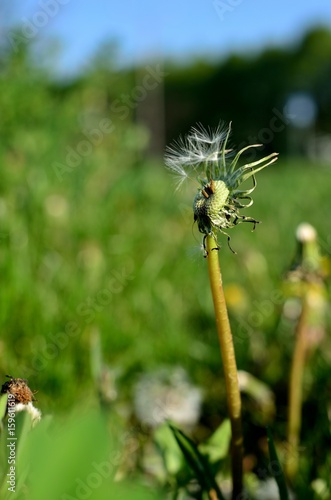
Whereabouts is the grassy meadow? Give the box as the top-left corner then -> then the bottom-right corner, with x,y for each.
0,50 -> 330,499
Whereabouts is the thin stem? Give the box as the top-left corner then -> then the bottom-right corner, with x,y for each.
209,489 -> 219,500
206,234 -> 243,500
286,296 -> 309,482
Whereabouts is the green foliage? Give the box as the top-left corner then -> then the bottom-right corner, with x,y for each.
0,26 -> 330,499
0,406 -> 159,499
199,420 -> 231,464
267,427 -> 289,500
169,423 -> 225,499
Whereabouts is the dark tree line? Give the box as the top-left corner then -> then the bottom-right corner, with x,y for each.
1,25 -> 331,158
163,26 -> 331,155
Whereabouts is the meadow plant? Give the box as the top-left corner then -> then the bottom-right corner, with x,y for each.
284,223 -> 327,483
1,376 -> 41,425
165,122 -> 278,499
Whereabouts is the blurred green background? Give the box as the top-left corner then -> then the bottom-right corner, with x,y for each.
0,5 -> 331,498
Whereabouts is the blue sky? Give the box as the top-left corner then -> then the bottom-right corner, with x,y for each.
3,0 -> 331,77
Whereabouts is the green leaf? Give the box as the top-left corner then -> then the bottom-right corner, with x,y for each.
199,419 -> 231,463
0,395 -> 8,421
169,423 -> 225,500
311,478 -> 331,499
267,427 -> 289,500
238,371 -> 275,424
154,423 -> 184,475
16,410 -> 159,500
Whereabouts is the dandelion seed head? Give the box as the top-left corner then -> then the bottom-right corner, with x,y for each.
1,375 -> 41,427
164,121 -> 231,176
133,367 -> 202,428
296,222 -> 316,243
1,375 -> 36,404
164,121 -> 278,251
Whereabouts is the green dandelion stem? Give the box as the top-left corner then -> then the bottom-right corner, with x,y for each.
285,223 -> 326,483
286,296 -> 309,482
206,234 -> 243,500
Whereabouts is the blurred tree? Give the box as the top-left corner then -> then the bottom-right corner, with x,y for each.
163,26 -> 331,157
294,27 -> 331,132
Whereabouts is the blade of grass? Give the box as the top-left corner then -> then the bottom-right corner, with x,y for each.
267,427 -> 289,500
169,424 -> 225,500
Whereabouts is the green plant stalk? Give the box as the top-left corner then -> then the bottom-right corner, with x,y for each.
286,296 -> 309,482
206,234 -> 243,499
